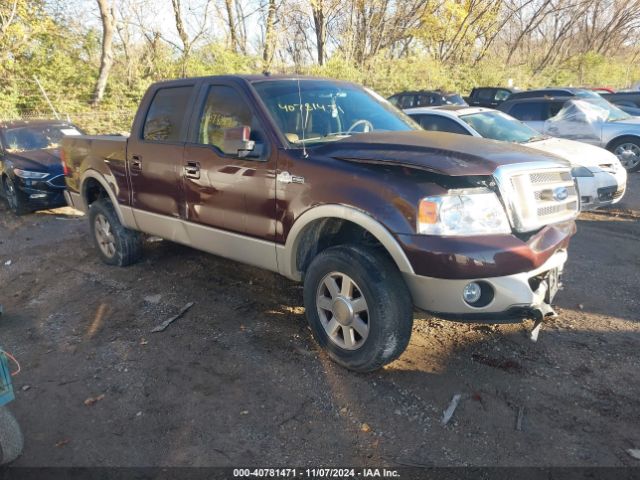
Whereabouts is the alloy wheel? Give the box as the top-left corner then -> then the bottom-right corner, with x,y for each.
316,271 -> 370,350
614,142 -> 640,170
94,213 -> 116,258
4,178 -> 17,210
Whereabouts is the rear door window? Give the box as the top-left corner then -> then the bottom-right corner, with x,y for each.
508,102 -> 545,121
143,86 -> 194,142
495,89 -> 511,102
398,95 -> 416,109
477,89 -> 495,102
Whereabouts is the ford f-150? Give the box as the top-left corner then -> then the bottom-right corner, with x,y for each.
62,75 -> 579,371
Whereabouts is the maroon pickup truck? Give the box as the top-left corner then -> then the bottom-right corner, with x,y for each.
62,75 -> 579,371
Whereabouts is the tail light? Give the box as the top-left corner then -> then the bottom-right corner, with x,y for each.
60,148 -> 71,176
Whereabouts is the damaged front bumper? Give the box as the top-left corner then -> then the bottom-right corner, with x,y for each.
403,249 -> 567,323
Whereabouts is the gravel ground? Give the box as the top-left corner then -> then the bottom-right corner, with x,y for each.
0,173 -> 639,467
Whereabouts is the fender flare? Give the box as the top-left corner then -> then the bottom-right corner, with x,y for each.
79,170 -> 133,227
278,204 -> 415,281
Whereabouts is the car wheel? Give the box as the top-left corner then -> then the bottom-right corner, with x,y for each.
0,407 -> 23,465
3,176 -> 31,215
89,199 -> 143,266
303,244 -> 413,372
610,137 -> 640,172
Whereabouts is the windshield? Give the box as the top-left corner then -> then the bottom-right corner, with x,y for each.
460,110 -> 541,143
582,98 -> 631,121
3,124 -> 81,152
251,80 -> 418,146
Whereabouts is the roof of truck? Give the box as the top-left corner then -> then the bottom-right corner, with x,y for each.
149,74 -> 356,87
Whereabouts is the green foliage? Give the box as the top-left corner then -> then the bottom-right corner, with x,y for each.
1,1 -> 639,135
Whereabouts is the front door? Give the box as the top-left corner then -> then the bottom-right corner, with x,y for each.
182,83 -> 277,241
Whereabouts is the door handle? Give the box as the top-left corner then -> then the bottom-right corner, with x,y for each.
131,155 -> 142,171
184,161 -> 200,179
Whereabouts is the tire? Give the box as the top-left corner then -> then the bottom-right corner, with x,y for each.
303,244 -> 413,372
3,176 -> 31,216
609,137 -> 640,172
0,406 -> 23,465
89,198 -> 143,266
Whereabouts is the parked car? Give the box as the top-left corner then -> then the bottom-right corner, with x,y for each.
388,90 -> 468,109
507,87 -> 601,101
601,92 -> 640,113
405,106 -> 626,210
499,96 -> 640,172
507,87 -> 640,116
466,87 -> 515,108
62,75 -> 579,372
0,120 -> 82,214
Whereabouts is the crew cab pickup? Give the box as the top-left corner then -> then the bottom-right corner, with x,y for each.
62,75 -> 579,372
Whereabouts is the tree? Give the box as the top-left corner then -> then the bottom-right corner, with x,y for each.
91,0 -> 116,106
262,0 -> 277,69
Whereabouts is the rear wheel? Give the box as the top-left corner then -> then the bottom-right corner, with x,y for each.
610,137 -> 640,172
89,199 -> 143,266
3,176 -> 31,215
303,244 -> 413,372
0,406 -> 23,465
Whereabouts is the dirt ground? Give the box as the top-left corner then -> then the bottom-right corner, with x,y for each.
1,174 -> 639,468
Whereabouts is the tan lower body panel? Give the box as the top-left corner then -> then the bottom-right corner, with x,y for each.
403,250 -> 567,315
130,208 -> 279,273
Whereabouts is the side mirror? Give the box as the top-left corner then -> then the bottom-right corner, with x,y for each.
222,126 -> 255,158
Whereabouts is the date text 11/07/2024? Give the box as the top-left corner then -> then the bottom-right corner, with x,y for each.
233,468 -> 401,478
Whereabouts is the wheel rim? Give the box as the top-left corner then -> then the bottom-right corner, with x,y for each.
316,271 -> 370,351
4,178 -> 17,210
614,142 -> 640,170
94,213 -> 116,258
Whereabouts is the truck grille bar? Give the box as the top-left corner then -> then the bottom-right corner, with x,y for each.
494,163 -> 580,233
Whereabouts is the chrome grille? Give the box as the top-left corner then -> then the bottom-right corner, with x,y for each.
494,163 -> 580,233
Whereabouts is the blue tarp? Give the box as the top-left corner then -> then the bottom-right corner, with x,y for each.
0,350 -> 15,407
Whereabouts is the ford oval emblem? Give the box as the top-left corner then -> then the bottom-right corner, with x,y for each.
553,187 -> 569,201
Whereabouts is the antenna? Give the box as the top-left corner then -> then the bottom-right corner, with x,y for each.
296,78 -> 308,158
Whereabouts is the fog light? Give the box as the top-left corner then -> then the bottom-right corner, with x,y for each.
29,193 -> 47,199
463,282 -> 482,304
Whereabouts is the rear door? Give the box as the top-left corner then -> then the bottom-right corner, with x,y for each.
127,84 -> 196,218
505,101 -> 546,132
182,82 -> 277,241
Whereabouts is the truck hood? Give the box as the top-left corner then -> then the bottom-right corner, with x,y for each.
318,131 -> 570,176
524,137 -> 619,168
3,148 -> 63,174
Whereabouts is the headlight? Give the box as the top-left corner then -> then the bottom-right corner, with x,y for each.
571,166 -> 594,177
13,168 -> 49,179
418,188 -> 511,236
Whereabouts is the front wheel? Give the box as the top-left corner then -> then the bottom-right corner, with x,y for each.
0,406 -> 23,465
610,137 -> 640,172
303,245 -> 413,372
89,199 -> 143,266
3,176 -> 31,215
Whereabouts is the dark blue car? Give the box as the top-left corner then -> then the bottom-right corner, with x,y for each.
0,120 -> 82,215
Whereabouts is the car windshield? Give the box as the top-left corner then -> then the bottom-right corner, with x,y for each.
3,124 -> 81,152
460,110 -> 542,143
251,79 -> 419,146
445,94 -> 468,106
582,98 -> 631,121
